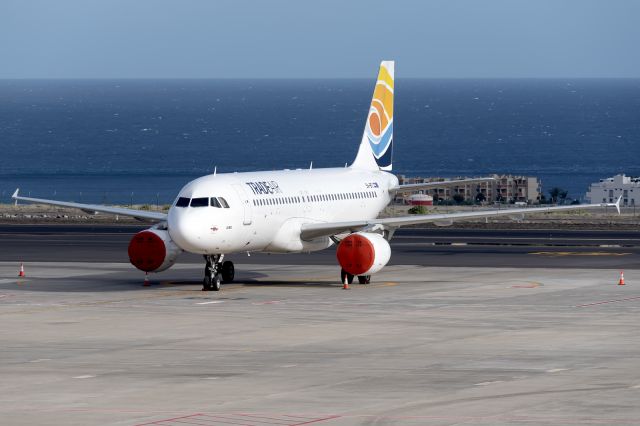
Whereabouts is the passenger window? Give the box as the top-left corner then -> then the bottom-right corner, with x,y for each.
218,197 -> 230,208
190,197 -> 209,207
176,197 -> 190,208
211,198 -> 222,208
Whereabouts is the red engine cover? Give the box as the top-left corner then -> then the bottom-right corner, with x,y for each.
336,233 -> 375,275
128,230 -> 167,272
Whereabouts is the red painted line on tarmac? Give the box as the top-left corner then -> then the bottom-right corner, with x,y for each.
234,413 -> 294,424
170,418 -> 229,426
135,413 -> 205,426
196,414 -> 256,425
575,295 -> 640,308
289,415 -> 341,425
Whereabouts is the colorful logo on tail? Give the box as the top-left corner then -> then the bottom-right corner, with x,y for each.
365,62 -> 394,170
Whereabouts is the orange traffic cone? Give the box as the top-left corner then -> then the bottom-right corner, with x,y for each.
143,272 -> 150,286
343,274 -> 349,290
618,271 -> 625,286
18,263 -> 25,277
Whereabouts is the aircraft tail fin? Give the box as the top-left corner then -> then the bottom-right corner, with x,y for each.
351,60 -> 394,171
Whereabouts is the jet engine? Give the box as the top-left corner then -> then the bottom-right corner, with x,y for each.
128,228 -> 182,273
336,232 -> 391,276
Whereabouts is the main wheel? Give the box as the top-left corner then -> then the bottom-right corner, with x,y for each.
202,274 -> 213,291
340,269 -> 354,284
221,261 -> 235,283
212,273 -> 222,291
358,275 -> 371,284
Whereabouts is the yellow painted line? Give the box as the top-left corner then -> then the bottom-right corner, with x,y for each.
529,251 -> 631,257
511,281 -> 543,289
359,281 -> 398,289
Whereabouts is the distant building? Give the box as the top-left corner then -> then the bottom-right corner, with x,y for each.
396,174 -> 541,204
586,174 -> 640,206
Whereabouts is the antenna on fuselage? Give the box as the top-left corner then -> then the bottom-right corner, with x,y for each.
213,166 -> 217,177
309,161 -> 313,170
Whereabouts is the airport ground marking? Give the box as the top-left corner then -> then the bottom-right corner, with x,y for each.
547,368 -> 569,373
133,412 -> 341,426
575,295 -> 640,308
511,281 -> 543,288
529,251 -> 631,256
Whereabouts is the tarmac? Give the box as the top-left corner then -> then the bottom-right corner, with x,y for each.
1,257 -> 640,425
2,225 -> 640,269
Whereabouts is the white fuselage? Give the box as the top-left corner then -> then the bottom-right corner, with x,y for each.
167,167 -> 398,255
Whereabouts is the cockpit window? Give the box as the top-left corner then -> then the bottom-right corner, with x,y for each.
210,197 -> 222,208
175,197 -> 190,208
190,197 -> 209,207
219,197 -> 230,208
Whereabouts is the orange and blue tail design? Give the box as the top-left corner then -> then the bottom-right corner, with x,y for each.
352,61 -> 394,171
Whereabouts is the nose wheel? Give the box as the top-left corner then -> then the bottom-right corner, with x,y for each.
202,255 -> 235,291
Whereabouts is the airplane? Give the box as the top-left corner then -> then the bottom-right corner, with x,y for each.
12,61 -> 621,291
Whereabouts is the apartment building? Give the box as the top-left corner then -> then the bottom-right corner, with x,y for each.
396,174 -> 541,204
586,174 -> 640,206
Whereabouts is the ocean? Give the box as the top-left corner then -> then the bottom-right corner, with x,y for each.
1,79 -> 639,204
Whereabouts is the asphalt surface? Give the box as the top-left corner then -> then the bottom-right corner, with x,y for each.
1,224 -> 640,269
2,262 -> 639,425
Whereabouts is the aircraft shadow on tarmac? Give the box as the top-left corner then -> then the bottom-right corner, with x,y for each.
4,271 -> 341,292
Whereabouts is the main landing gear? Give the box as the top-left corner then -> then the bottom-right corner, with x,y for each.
202,254 -> 235,291
340,269 -> 371,285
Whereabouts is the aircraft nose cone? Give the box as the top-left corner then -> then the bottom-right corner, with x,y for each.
168,208 -> 204,252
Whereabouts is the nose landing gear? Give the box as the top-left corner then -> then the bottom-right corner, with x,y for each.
202,255 -> 235,291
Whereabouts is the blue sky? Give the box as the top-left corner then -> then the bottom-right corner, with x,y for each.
2,0 -> 639,78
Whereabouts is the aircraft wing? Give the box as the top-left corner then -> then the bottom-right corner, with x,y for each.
11,189 -> 167,222
390,177 -> 495,193
300,198 -> 621,241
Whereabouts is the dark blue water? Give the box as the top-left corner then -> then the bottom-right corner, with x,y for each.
1,79 -> 639,204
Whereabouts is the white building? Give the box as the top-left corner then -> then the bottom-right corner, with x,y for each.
586,174 -> 640,206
